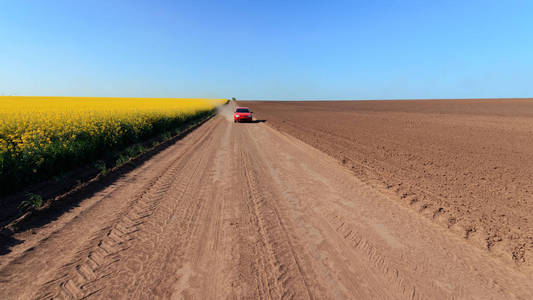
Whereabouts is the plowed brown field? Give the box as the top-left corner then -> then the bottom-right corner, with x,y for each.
1,101 -> 532,299
241,99 -> 533,268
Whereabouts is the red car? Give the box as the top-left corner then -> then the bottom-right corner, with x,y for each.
234,107 -> 253,123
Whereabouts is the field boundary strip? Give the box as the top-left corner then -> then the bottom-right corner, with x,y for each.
1,110 -> 218,233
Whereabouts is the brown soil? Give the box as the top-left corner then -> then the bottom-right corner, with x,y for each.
241,99 -> 533,267
1,102 -> 532,299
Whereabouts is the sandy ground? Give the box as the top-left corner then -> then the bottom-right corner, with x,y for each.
1,102 -> 532,299
241,99 -> 533,268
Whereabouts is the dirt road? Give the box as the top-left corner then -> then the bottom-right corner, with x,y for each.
1,103 -> 532,299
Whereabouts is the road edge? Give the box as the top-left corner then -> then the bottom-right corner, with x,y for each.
1,111 -> 217,234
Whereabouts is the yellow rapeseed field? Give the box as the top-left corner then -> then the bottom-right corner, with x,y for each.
0,96 -> 226,194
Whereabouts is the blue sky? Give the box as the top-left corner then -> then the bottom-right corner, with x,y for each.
1,0 -> 532,100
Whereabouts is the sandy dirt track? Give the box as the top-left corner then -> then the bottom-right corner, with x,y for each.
242,99 -> 533,267
1,103 -> 532,299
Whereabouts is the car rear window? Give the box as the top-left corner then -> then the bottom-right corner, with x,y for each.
236,108 -> 249,113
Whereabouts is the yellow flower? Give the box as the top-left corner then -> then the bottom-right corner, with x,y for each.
0,96 -> 226,179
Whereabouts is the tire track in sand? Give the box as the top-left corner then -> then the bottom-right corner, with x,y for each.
32,119 -> 220,299
231,126 -> 313,299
